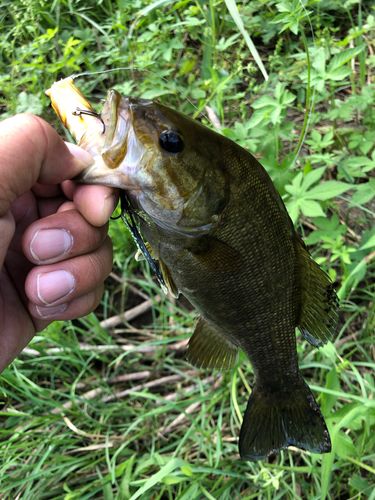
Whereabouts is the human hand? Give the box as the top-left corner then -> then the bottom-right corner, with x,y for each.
0,114 -> 116,373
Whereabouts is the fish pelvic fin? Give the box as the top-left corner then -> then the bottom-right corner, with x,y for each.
187,317 -> 239,370
159,258 -> 179,299
135,245 -> 179,298
295,236 -> 339,348
239,378 -> 331,461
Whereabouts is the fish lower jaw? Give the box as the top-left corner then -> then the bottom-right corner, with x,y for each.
74,159 -> 140,190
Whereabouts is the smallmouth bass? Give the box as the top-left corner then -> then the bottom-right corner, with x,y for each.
46,77 -> 339,461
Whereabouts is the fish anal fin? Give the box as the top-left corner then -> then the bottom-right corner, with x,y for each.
295,236 -> 339,347
187,317 -> 239,370
159,258 -> 179,299
239,378 -> 331,461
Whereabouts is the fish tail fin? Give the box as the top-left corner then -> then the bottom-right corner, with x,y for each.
239,378 -> 331,461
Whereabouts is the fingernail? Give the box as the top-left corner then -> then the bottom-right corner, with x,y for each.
37,270 -> 75,305
31,229 -> 73,262
103,195 -> 117,225
36,303 -> 67,318
65,142 -> 93,164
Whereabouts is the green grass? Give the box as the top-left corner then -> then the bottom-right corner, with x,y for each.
1,0 -> 375,498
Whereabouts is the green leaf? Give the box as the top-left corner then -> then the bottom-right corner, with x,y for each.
338,261 -> 367,300
136,0 -> 174,19
302,166 -> 326,190
247,107 -> 272,127
285,171 -> 303,197
161,474 -> 185,484
251,95 -> 277,109
16,92 -> 43,116
270,106 -> 282,125
129,458 -> 186,500
349,474 -> 373,494
141,89 -> 173,99
313,48 -> 326,75
327,66 -> 353,81
351,179 -> 375,206
299,199 -> 326,218
286,199 -> 300,224
360,233 -> 375,251
339,157 -> 375,179
305,181 -> 351,200
270,13 -> 290,24
190,89 -> 206,99
359,141 -> 373,155
360,227 -> 375,251
216,33 -> 240,51
180,465 -> 194,477
276,2 -> 293,13
321,369 -> 340,414
304,215 -> 346,245
327,45 -> 366,72
280,89 -> 296,105
179,58 -> 195,75
289,21 -> 299,35
335,431 -> 358,459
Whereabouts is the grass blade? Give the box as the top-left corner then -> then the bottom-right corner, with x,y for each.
224,0 -> 269,81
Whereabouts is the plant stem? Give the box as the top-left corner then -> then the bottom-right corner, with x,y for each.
357,1 -> 366,88
275,125 -> 279,163
293,28 -> 312,157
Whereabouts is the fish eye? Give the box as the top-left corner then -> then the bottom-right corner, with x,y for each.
159,130 -> 184,154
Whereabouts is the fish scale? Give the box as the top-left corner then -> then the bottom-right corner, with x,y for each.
46,77 -> 339,461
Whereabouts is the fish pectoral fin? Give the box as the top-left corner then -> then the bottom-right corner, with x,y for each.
186,235 -> 244,274
295,236 -> 339,347
239,377 -> 331,461
187,317 -> 239,370
159,258 -> 179,299
135,242 -> 155,262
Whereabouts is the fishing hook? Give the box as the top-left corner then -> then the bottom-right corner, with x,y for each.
72,107 -> 106,134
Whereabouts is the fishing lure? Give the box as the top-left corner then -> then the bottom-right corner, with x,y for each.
117,192 -> 168,295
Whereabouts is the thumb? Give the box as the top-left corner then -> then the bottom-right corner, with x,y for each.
0,113 -> 92,217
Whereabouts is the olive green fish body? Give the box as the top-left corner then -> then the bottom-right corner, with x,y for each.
138,138 -> 332,460
46,79 -> 339,461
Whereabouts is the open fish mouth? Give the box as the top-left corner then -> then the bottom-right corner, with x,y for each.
46,78 -> 144,191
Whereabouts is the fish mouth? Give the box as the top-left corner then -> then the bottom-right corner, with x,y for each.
72,91 -> 151,191
46,80 -> 143,191
72,154 -> 142,192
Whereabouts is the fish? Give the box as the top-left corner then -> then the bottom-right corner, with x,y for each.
46,77 -> 339,461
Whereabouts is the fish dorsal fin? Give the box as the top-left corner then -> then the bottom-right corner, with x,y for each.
186,235 -> 244,274
187,317 -> 239,370
295,236 -> 339,347
159,258 -> 179,299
